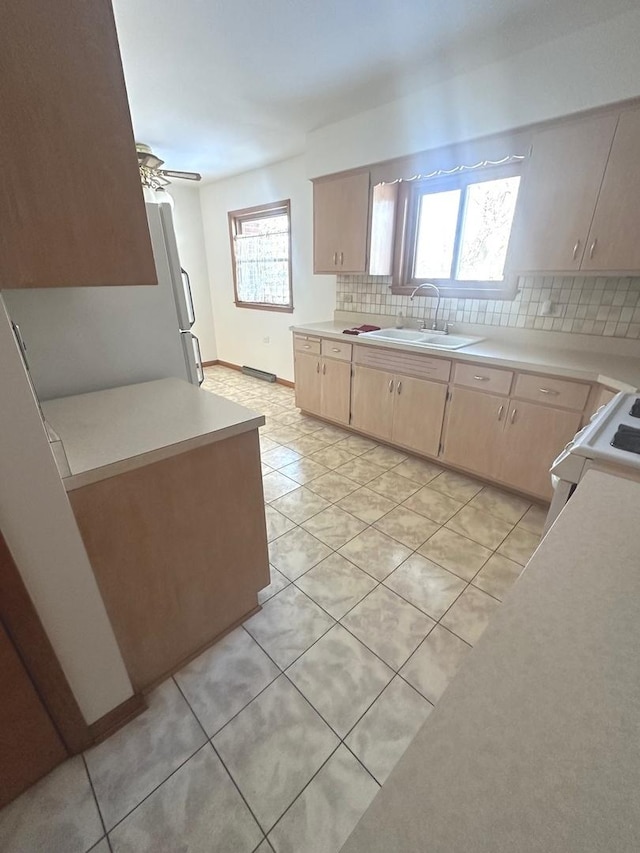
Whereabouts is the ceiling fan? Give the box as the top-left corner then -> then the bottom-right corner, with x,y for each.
136,142 -> 201,190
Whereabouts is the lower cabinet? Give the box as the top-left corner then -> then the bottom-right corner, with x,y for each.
294,352 -> 351,425
351,365 -> 447,456
443,387 -> 581,499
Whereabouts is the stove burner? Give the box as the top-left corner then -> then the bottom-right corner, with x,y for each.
630,399 -> 640,418
611,423 -> 640,454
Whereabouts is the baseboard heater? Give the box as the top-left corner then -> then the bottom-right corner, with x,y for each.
242,365 -> 277,383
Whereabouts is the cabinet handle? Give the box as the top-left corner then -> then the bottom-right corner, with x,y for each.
473,375 -> 489,381
589,239 -> 597,259
572,240 -> 580,260
397,381 -> 402,395
303,344 -> 311,349
331,347 -> 341,353
388,379 -> 394,393
333,252 -> 337,265
339,252 -> 344,266
316,362 -> 320,373
510,408 -> 518,424
538,387 -> 558,395
322,363 -> 326,375
497,404 -> 505,421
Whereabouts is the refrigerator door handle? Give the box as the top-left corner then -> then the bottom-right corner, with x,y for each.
191,333 -> 204,385
181,268 -> 196,328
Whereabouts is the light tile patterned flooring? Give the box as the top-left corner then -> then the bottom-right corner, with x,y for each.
0,365 -> 546,853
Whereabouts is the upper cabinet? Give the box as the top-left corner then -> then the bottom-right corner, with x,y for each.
313,172 -> 370,273
580,107 -> 640,272
0,0 -> 156,288
509,106 -> 640,275
313,173 -> 396,275
507,114 -> 617,273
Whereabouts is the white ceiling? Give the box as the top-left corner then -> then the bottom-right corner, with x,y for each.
113,0 -> 637,182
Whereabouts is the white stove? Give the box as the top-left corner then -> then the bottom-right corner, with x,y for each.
546,392 -> 640,531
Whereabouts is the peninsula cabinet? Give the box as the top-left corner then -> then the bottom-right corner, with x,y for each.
351,365 -> 447,458
0,0 -> 156,288
313,172 -> 371,273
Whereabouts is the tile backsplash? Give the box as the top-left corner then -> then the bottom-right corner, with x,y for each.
336,275 -> 640,339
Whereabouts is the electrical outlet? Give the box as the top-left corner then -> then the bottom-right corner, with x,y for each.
263,336 -> 270,344
343,294 -> 353,303
539,300 -> 565,318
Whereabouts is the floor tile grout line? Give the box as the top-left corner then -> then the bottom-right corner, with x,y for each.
101,740 -> 212,838
81,753 -> 112,853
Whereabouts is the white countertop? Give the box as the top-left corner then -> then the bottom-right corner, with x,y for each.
342,470 -> 640,853
292,320 -> 640,390
42,378 -> 264,491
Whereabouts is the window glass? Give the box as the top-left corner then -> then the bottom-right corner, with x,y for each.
230,203 -> 292,310
456,176 -> 521,281
413,189 -> 461,279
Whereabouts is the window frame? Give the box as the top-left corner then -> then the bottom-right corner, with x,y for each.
391,162 -> 522,300
228,199 -> 293,313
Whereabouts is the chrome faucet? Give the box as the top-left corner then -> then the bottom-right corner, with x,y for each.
409,282 -> 444,332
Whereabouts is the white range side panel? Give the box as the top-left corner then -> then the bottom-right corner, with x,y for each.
2,204 -> 195,401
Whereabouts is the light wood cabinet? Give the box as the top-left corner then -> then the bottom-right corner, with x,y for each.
294,351 -> 322,414
351,365 -> 447,456
499,401 -> 581,499
313,172 -> 371,273
0,0 -> 156,288
442,387 -> 506,479
351,365 -> 395,438
443,387 -> 581,499
294,348 -> 351,425
391,375 -> 447,457
508,114 -> 617,273
321,359 -> 351,425
581,107 -> 640,272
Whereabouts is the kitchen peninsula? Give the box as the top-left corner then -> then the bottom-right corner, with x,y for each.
42,378 -> 269,690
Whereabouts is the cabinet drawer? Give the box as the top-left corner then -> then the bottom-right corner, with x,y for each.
454,363 -> 513,396
294,335 -> 321,355
354,346 -> 451,382
513,372 -> 590,411
321,339 -> 352,361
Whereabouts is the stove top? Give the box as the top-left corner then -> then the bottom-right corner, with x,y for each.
570,392 -> 640,468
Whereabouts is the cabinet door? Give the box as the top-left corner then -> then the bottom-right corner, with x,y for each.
313,173 -> 370,273
392,375 -> 447,457
582,108 -> 640,271
294,352 -> 322,414
442,387 -> 506,479
500,401 -> 581,499
0,0 -> 156,288
508,115 -> 617,272
321,359 -> 351,425
351,365 -> 394,440
0,620 -> 67,808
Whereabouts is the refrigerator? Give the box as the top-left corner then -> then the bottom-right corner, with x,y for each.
1,201 -> 204,401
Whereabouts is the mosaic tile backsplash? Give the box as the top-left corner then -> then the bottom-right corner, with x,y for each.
336,275 -> 640,339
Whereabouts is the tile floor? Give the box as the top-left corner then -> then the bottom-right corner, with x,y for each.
0,365 -> 546,853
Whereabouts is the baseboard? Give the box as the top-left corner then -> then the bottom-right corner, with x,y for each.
211,359 -> 294,388
88,693 -> 147,746
201,360 -> 217,368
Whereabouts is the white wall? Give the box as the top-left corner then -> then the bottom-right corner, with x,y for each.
306,7 -> 640,177
200,155 -> 335,382
170,184 -> 217,361
0,298 -> 133,724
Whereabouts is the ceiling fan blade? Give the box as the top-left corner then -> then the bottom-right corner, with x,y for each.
160,169 -> 202,182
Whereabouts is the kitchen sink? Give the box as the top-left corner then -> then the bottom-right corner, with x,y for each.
362,328 -> 484,350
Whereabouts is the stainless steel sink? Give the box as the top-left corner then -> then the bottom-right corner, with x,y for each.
362,328 -> 484,350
